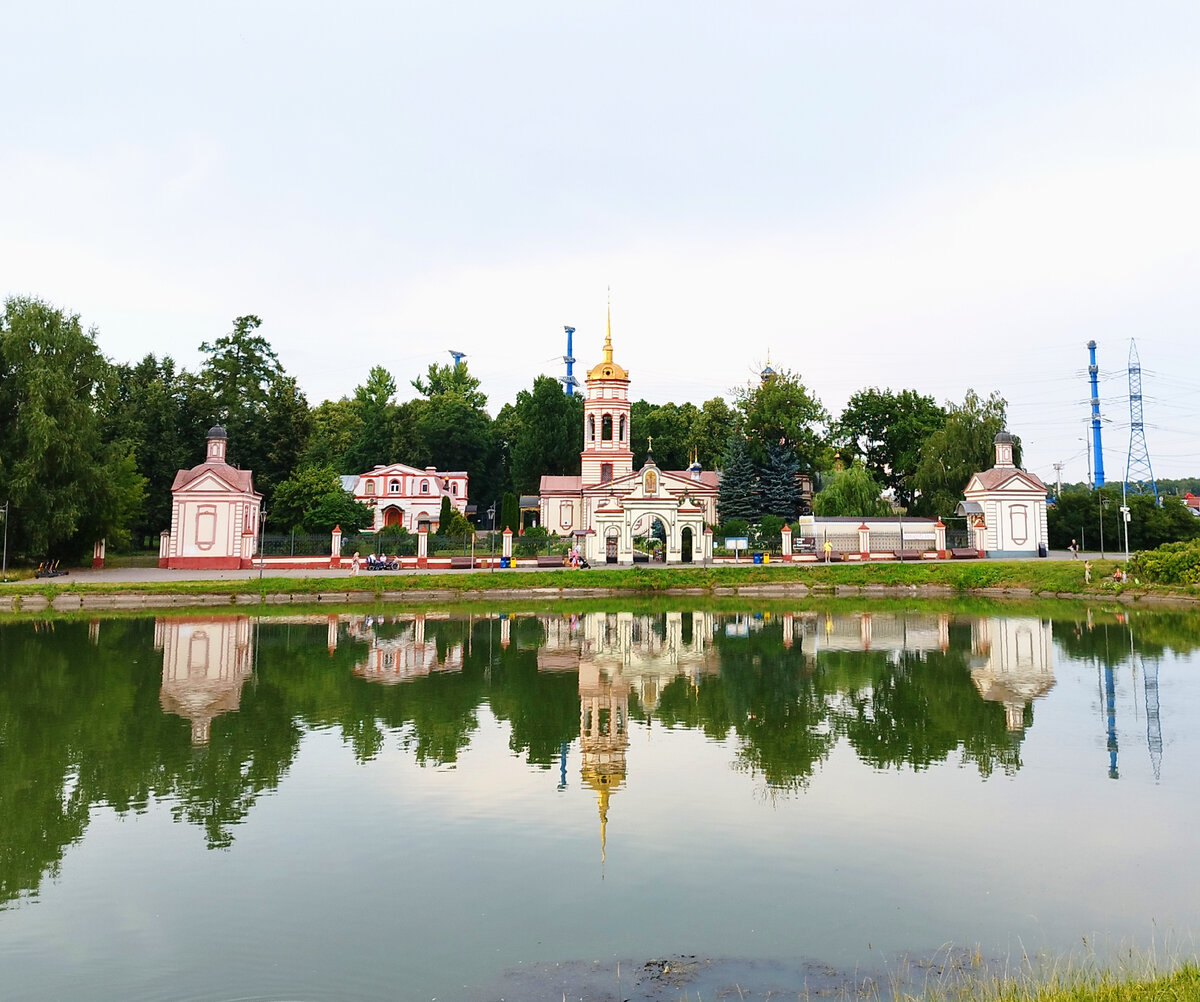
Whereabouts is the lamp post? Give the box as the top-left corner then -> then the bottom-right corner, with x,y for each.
1,501 -> 9,583
258,507 -> 267,583
1098,493 -> 1106,559
1120,482 -> 1130,562
488,503 -> 496,573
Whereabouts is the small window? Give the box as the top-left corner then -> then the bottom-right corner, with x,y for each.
601,463 -> 613,483
366,480 -> 376,495
451,483 -> 458,496
389,479 -> 400,494
421,480 -> 430,494
588,414 -> 596,441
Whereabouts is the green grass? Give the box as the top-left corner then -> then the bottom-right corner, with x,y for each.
896,963 -> 1200,1002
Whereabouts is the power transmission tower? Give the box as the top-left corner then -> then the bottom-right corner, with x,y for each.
1124,339 -> 1158,501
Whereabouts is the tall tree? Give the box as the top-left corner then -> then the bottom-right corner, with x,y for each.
197,315 -> 285,483
0,297 -> 145,556
912,389 -> 1017,518
344,366 -> 398,473
411,360 -> 487,409
259,375 -> 311,500
758,441 -> 802,521
301,397 -> 362,473
717,431 -> 759,525
835,388 -> 946,510
631,401 -> 697,470
687,397 -> 737,470
507,376 -> 583,495
812,462 -> 892,517
736,368 -> 829,473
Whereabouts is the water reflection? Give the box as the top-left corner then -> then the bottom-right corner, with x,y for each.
2,606 -> 1196,913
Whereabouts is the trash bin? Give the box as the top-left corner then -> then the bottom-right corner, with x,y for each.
752,552 -> 764,564
1038,543 -> 1048,558
500,556 -> 511,568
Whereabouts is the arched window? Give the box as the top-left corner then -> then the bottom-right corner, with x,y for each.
588,414 -> 596,441
420,480 -> 430,494
601,463 -> 613,483
602,414 -> 613,441
388,479 -> 400,494
451,483 -> 458,496
619,414 -> 626,441
365,480 -> 376,495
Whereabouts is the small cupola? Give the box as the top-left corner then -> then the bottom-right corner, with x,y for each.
206,425 -> 228,463
993,430 -> 1014,469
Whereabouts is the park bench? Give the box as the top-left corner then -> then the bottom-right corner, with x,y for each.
950,547 -> 980,559
448,555 -> 475,569
535,554 -> 567,568
894,549 -> 922,561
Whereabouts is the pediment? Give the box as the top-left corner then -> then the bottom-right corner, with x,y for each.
176,470 -> 244,494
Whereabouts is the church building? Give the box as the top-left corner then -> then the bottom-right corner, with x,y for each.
538,316 -> 717,564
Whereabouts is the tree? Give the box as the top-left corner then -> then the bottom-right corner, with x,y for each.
758,441 -> 802,521
0,297 -> 146,556
812,462 -> 892,518
507,376 -> 583,494
631,401 -> 696,470
500,492 -> 519,532
301,397 -> 362,473
717,432 -> 759,524
436,496 -> 453,534
198,315 -> 285,484
687,397 -> 737,470
411,360 -> 487,410
911,390 -> 1016,518
269,465 -> 372,533
736,368 -> 829,473
344,366 -> 397,473
835,388 -> 946,510
259,375 -> 311,500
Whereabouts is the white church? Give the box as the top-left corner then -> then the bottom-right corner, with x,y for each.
538,318 -> 718,564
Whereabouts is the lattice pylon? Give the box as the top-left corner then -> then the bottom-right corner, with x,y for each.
1124,339 -> 1158,500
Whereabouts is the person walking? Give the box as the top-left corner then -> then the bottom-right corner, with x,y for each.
351,551 -> 360,576
1069,539 -> 1078,559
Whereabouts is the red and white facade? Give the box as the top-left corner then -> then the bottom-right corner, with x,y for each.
343,464 -> 468,533
961,432 -> 1049,558
160,426 -> 262,570
538,319 -> 717,563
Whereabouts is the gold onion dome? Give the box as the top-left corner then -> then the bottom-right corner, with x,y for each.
586,308 -> 629,381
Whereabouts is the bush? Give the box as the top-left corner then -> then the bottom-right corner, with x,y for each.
1128,539 -> 1200,585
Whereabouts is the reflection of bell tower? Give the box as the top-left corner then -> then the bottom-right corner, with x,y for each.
579,660 -> 630,867
158,616 -> 253,744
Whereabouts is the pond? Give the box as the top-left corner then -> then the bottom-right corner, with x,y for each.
1,604 -> 1197,1001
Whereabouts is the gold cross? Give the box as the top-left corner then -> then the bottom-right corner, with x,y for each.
647,435 -> 654,452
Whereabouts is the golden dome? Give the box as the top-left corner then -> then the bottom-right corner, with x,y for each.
586,306 -> 629,381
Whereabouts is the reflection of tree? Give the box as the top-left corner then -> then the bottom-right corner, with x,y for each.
833,642 -> 1023,778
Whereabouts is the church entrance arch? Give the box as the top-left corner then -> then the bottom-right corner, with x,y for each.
605,526 -> 619,564
382,505 -> 404,528
681,526 -> 694,563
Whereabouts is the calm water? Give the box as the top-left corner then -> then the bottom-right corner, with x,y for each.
1,605 -> 1198,1001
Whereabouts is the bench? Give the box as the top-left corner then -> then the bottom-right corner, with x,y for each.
950,547 -> 980,559
536,554 -> 567,568
448,555 -> 475,569
894,549 -> 922,561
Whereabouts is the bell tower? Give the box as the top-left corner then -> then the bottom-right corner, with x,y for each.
581,302 -> 633,486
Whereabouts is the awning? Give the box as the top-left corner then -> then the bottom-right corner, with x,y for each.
955,501 -> 984,516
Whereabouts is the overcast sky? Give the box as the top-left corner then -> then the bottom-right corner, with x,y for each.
3,2 -> 1197,486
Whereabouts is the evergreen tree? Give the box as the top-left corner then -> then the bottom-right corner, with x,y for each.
758,441 -> 801,521
437,496 -> 453,534
500,492 -> 519,532
717,432 -> 759,524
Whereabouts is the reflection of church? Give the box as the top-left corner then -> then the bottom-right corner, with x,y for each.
536,611 -> 719,862
538,312 -> 717,564
969,617 -> 1055,730
156,617 -> 253,744
345,614 -> 464,684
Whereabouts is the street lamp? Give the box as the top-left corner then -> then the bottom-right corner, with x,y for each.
258,507 -> 268,583
1,501 -> 9,583
487,503 -> 497,572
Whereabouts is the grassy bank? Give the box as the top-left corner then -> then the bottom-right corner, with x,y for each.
899,963 -> 1199,1002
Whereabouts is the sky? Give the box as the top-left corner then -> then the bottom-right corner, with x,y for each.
2,1 -> 1198,487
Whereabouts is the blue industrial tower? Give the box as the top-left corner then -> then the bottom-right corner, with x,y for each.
559,326 -> 579,395
1124,339 -> 1158,501
1086,340 -> 1106,487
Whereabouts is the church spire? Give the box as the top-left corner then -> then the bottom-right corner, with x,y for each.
603,287 -> 613,364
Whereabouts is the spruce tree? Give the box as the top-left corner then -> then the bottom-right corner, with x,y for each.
717,432 -> 759,525
758,441 -> 801,521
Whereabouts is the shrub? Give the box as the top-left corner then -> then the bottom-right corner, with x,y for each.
1128,539 -> 1200,585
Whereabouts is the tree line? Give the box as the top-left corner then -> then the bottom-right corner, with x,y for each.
5,295 -> 1195,559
